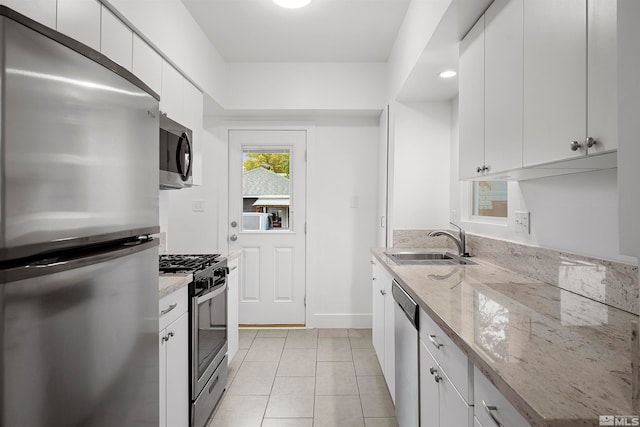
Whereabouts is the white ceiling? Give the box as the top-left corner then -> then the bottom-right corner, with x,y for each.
181,0 -> 411,62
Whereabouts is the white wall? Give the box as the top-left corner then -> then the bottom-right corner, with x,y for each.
307,119 -> 380,327
224,62 -> 387,112
387,0 -> 451,101
163,129 -> 222,252
391,101 -> 451,230
449,96 -> 636,265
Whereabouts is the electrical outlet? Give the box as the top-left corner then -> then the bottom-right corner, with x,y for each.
515,211 -> 530,234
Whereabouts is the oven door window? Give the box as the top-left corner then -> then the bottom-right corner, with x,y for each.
196,285 -> 227,378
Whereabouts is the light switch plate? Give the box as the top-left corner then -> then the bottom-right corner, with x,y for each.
192,200 -> 205,212
515,211 -> 530,234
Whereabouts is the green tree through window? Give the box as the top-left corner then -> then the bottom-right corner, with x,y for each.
243,153 -> 290,177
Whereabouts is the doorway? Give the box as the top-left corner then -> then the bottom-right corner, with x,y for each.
228,129 -> 307,325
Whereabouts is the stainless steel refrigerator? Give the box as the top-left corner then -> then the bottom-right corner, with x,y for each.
0,7 -> 160,427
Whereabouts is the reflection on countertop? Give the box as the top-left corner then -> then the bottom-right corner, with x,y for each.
373,247 -> 639,427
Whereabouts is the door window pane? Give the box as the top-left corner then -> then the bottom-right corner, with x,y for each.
472,181 -> 507,218
242,149 -> 291,231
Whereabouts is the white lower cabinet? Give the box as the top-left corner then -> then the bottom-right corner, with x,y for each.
159,286 -> 189,427
227,257 -> 240,363
371,256 -> 395,402
420,340 -> 473,427
474,367 -> 531,427
419,308 -> 473,427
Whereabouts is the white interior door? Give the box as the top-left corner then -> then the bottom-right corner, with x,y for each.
228,129 -> 306,325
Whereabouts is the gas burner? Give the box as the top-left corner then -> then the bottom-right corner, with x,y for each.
159,254 -> 223,273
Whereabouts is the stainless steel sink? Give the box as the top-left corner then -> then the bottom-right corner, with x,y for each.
385,251 -> 476,266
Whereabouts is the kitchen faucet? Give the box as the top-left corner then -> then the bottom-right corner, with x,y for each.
428,222 -> 470,257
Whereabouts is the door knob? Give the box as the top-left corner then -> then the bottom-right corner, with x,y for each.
230,221 -> 238,228
230,234 -> 238,242
570,141 -> 582,151
585,137 -> 596,148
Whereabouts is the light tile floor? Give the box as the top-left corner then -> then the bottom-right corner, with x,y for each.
207,328 -> 398,427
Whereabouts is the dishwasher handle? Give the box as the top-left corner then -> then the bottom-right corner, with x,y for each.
392,280 -> 419,329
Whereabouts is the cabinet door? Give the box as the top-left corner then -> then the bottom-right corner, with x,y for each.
440,370 -> 472,427
587,0 -> 617,154
227,258 -> 240,363
100,6 -> 133,70
459,15 -> 486,179
56,0 -> 101,51
159,331 -> 167,427
371,259 -> 385,370
3,0 -> 56,28
484,0 -> 523,174
420,341 -> 439,427
161,60 -> 184,123
523,0 -> 586,166
132,34 -> 162,95
166,312 -> 189,427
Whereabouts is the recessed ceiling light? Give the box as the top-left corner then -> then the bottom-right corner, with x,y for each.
439,70 -> 457,79
273,0 -> 312,9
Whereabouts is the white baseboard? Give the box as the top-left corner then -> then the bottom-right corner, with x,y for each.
307,313 -> 372,329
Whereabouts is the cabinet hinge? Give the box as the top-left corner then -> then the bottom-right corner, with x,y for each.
304,222 -> 307,234
305,150 -> 307,162
304,295 -> 306,307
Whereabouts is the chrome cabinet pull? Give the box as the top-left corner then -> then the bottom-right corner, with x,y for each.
380,289 -> 386,296
428,334 -> 443,349
429,366 -> 442,382
570,140 -> 582,151
160,303 -> 177,316
482,400 -> 504,427
585,136 -> 597,148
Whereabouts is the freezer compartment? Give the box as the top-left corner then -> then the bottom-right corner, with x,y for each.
0,238 -> 159,427
0,14 -> 160,260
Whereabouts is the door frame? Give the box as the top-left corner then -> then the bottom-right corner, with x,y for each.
219,122 -> 315,327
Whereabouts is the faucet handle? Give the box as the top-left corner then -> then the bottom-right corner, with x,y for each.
449,222 -> 462,232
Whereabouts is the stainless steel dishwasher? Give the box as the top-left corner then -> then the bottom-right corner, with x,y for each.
392,279 -> 419,427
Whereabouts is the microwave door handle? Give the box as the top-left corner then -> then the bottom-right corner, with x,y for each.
196,283 -> 227,305
176,133 -> 192,181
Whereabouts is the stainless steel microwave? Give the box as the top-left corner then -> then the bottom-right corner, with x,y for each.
159,115 -> 193,189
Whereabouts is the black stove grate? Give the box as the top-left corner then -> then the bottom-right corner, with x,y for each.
159,254 -> 222,273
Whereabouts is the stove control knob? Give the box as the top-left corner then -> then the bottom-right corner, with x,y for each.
195,278 -> 208,289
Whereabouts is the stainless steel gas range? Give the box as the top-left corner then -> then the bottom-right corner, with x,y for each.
159,254 -> 228,427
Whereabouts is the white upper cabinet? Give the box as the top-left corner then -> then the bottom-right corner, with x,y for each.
458,16 -> 485,180
3,0 -> 56,29
132,34 -> 162,95
100,6 -> 133,71
57,0 -> 101,51
522,0 -> 586,166
161,60 -> 184,123
484,0 -> 523,174
587,0 -> 617,154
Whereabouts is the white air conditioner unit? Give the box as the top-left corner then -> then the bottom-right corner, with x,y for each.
242,212 -> 270,230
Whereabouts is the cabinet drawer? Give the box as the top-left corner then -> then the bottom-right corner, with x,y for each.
419,308 -> 473,404
159,285 -> 188,331
474,367 -> 531,427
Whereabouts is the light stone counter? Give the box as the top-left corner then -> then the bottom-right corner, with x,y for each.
159,273 -> 191,299
372,248 -> 638,427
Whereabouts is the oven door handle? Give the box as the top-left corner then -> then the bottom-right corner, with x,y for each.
196,283 -> 227,304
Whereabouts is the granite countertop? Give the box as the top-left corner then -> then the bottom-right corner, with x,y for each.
372,247 -> 638,427
159,273 -> 192,299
